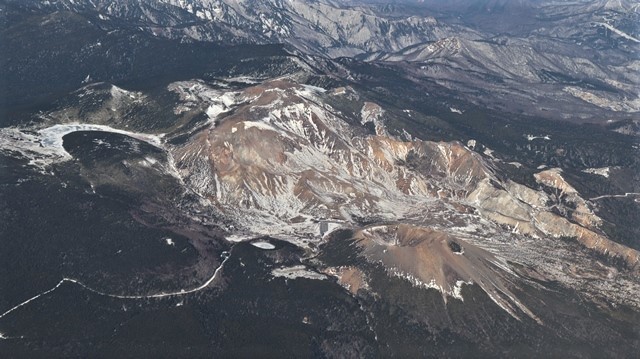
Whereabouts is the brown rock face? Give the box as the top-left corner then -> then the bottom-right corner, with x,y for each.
468,170 -> 639,270
170,79 -> 639,302
172,80 -> 499,233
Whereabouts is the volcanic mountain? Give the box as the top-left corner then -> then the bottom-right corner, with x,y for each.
1,0 -> 640,356
162,79 -> 640,318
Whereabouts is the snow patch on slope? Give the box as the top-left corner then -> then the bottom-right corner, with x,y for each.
272,265 -> 327,280
582,167 -> 613,178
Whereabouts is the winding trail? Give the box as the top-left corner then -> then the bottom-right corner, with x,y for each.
593,22 -> 640,43
0,256 -> 230,323
590,192 -> 640,201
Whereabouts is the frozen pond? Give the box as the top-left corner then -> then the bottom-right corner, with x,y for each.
250,241 -> 276,250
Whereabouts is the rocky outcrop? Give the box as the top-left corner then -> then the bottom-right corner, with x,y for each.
469,171 -> 639,270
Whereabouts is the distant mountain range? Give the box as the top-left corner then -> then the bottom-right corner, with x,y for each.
3,0 -> 638,121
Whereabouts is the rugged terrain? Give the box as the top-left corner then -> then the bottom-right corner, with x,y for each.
0,0 -> 639,357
